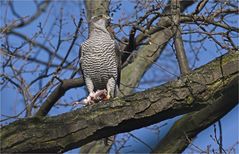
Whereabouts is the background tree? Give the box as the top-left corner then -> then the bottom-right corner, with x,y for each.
0,0 -> 238,153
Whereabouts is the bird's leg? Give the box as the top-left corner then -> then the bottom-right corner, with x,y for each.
88,91 -> 96,100
106,77 -> 116,100
106,91 -> 111,100
83,78 -> 95,105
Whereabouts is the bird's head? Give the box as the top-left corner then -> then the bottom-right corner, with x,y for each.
90,15 -> 111,30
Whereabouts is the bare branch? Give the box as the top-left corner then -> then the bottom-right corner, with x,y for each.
0,1 -> 50,33
35,77 -> 84,117
171,0 -> 190,75
193,0 -> 209,15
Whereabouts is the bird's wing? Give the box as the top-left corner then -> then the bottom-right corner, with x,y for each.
79,43 -> 86,79
115,41 -> 121,88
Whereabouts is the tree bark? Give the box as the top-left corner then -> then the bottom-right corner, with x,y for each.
152,75 -> 238,153
1,52 -> 238,153
172,0 -> 190,75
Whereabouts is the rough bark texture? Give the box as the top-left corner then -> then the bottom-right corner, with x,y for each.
152,75 -> 238,153
1,52 -> 238,153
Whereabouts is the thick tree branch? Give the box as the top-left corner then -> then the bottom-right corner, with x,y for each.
1,52 -> 238,153
152,76 -> 238,153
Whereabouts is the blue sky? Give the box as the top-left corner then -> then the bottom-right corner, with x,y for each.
1,1 -> 238,153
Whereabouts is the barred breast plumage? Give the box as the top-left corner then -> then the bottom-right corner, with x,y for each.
81,32 -> 118,90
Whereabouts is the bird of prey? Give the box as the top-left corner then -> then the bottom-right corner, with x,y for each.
79,15 -> 120,105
